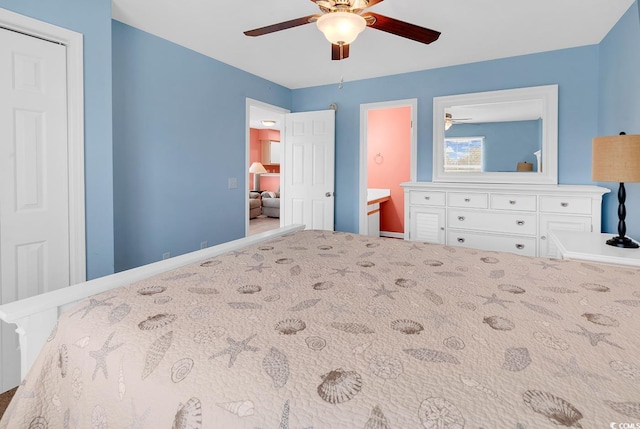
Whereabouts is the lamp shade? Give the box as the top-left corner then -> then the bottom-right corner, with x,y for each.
592,134 -> 640,183
249,162 -> 267,174
316,12 -> 366,45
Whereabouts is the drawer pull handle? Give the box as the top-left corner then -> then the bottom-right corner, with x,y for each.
509,200 -> 516,205
424,196 -> 430,200
515,244 -> 525,250
458,216 -> 465,221
457,237 -> 465,243
541,236 -> 546,240
516,220 -> 525,226
560,202 -> 569,207
464,198 -> 471,202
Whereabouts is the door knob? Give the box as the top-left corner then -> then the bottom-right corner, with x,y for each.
325,192 -> 334,197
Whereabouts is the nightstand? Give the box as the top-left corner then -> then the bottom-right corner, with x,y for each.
548,230 -> 640,267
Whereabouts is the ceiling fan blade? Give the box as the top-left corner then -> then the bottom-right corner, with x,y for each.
331,43 -> 350,60
244,15 -> 318,37
363,12 -> 440,44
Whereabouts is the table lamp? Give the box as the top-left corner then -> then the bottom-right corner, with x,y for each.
249,162 -> 267,191
592,133 -> 640,248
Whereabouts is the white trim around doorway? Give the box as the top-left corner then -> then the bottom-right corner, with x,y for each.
245,98 -> 290,237
0,8 -> 86,285
358,98 -> 418,235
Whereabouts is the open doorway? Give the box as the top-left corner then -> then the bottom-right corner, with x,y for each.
359,99 -> 417,237
245,99 -> 288,236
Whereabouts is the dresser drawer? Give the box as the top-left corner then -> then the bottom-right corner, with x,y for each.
490,194 -> 537,211
448,209 -> 537,235
540,196 -> 592,215
410,191 -> 446,206
447,230 -> 537,257
448,192 -> 488,208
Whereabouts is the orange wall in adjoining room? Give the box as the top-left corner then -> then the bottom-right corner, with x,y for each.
249,128 -> 280,192
257,129 -> 280,141
367,107 -> 411,234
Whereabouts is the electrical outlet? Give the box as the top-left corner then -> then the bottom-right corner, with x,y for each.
200,241 -> 208,249
228,177 -> 238,189
162,252 -> 171,260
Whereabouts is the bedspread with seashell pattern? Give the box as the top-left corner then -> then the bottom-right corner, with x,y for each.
2,230 -> 640,428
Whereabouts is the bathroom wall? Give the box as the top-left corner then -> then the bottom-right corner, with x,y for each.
367,107 -> 411,234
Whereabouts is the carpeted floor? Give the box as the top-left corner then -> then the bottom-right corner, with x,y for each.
0,387 -> 16,419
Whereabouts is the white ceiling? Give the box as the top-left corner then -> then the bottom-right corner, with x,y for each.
112,0 -> 635,90
249,105 -> 285,130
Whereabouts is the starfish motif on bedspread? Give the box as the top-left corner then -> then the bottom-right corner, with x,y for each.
229,250 -> 248,258
330,267 -> 355,277
566,325 -> 623,349
71,296 -> 115,319
368,284 -> 398,300
408,244 -> 423,251
478,293 -> 514,309
89,331 -> 123,380
210,334 -> 259,368
246,262 -> 270,273
544,356 -> 610,392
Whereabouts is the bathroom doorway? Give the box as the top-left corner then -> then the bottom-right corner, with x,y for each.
359,99 -> 417,237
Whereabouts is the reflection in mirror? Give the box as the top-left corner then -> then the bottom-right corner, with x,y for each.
433,85 -> 558,184
445,99 -> 543,173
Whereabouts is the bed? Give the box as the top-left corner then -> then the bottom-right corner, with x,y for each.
1,226 -> 640,428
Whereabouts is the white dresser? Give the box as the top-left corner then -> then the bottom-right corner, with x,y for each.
401,182 -> 610,257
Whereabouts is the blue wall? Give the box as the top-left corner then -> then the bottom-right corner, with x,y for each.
0,0 -> 115,279
598,1 -> 640,239
446,120 -> 541,172
292,47 -> 600,232
5,0 -> 637,275
112,21 -> 292,271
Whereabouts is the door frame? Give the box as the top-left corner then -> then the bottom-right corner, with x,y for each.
0,9 -> 86,284
358,99 -> 417,235
245,98 -> 289,236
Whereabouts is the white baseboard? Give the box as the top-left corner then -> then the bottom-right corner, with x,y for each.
380,231 -> 404,239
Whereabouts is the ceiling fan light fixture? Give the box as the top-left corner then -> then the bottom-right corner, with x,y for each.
317,12 -> 366,45
261,120 -> 276,127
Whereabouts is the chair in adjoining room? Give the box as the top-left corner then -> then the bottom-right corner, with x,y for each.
249,192 -> 262,219
261,191 -> 280,218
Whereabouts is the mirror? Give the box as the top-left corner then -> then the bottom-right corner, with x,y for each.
433,85 -> 558,184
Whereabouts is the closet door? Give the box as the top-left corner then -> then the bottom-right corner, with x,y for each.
0,26 -> 69,391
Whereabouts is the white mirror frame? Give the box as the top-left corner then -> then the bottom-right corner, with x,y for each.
433,84 -> 558,184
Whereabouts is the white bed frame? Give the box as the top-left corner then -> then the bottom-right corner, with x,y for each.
0,224 -> 305,381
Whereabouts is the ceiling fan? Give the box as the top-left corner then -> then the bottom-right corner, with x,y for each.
244,0 -> 441,60
445,113 -> 472,130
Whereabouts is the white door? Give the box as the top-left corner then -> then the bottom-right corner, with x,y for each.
0,27 -> 70,391
283,110 -> 335,230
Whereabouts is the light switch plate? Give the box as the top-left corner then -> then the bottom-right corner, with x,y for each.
228,177 -> 238,189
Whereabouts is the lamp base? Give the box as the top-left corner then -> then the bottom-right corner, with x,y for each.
606,235 -> 640,249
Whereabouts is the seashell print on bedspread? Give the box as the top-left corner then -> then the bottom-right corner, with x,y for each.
3,230 -> 640,428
